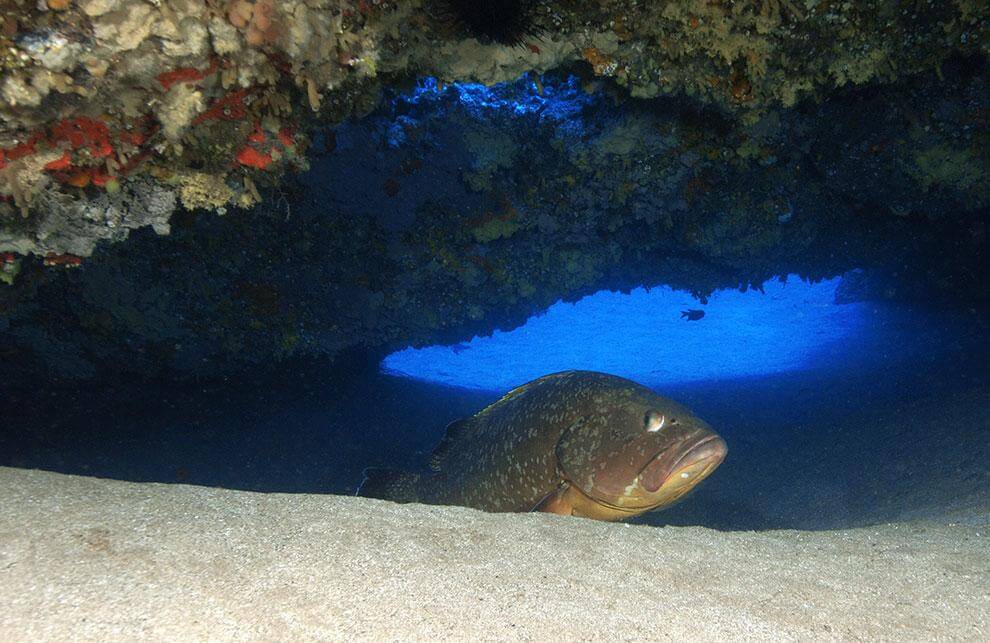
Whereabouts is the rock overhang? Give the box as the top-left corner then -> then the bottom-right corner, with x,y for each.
0,1 -> 986,382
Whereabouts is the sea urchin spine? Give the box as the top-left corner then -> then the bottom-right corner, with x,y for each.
435,0 -> 543,46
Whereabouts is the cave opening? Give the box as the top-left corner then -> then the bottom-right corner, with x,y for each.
385,275 -> 885,389
2,3 -> 989,636
0,59 -> 987,534
2,269 -> 985,532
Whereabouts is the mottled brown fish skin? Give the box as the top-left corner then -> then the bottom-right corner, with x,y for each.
423,371 -> 588,512
414,370 -> 726,520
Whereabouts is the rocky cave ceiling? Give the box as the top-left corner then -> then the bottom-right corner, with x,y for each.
0,0 -> 987,383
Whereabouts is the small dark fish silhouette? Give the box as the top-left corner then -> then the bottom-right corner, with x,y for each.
681,309 -> 705,321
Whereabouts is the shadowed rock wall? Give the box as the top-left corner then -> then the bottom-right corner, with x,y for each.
1,66 -> 986,382
0,2 -> 986,381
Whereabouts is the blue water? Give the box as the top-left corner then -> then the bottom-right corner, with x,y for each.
2,272 -> 984,529
383,275 -> 923,390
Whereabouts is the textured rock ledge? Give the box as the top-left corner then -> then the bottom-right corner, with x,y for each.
0,467 -> 986,640
0,2 -> 986,383
1,1 -> 987,259
2,66 -> 986,383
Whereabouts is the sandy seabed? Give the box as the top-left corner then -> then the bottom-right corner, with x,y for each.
0,467 -> 986,641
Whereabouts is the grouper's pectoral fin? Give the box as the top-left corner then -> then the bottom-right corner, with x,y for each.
428,418 -> 473,472
358,467 -> 423,504
531,482 -> 576,516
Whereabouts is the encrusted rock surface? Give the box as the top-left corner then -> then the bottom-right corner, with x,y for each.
1,1 -> 986,257
0,1 -> 987,380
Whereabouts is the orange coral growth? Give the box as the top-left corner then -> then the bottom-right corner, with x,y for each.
1,118 -> 137,191
235,145 -> 273,169
89,169 -> 112,187
55,166 -> 114,189
234,123 -> 297,170
43,151 -> 72,171
7,138 -> 40,160
247,122 -> 267,143
582,47 -> 618,76
45,117 -> 153,186
193,88 -> 254,125
156,58 -> 220,91
64,171 -> 91,188
118,130 -> 147,147
51,117 -> 114,158
43,253 -> 84,268
276,127 -> 295,148
0,134 -> 43,169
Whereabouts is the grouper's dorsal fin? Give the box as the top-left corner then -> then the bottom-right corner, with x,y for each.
493,371 -> 572,406
429,418 -> 473,471
492,381 -> 535,405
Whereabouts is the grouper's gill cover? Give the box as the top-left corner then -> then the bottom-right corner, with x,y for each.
358,371 -> 727,521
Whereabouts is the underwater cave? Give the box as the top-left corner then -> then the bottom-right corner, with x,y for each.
0,1 -> 987,639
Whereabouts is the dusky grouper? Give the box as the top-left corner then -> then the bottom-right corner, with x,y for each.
359,370 -> 727,521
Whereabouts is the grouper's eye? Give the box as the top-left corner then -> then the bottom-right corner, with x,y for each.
644,410 -> 666,432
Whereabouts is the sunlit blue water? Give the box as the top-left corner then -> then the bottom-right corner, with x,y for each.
382,275 -> 927,390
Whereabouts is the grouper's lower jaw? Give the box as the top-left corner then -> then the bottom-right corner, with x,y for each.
533,481 -> 658,521
533,436 -> 728,521
639,434 -> 726,491
645,435 -> 728,509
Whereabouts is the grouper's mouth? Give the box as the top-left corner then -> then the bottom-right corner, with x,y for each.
638,434 -> 728,494
556,435 -> 727,516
